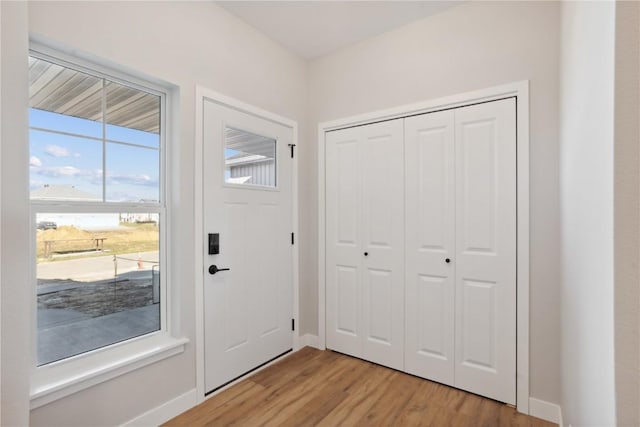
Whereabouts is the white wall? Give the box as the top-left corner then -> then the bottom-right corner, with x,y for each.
3,2 -> 307,425
559,2 -> 617,426
1,2 -> 31,426
613,2 -> 640,426
307,1 -> 561,405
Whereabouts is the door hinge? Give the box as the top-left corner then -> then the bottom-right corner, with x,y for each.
288,143 -> 296,158
292,318 -> 295,331
291,232 -> 295,245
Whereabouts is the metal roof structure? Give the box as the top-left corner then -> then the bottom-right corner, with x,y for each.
225,126 -> 276,158
28,56 -> 160,134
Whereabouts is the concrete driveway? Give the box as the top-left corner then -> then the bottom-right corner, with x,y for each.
37,251 -> 159,282
36,252 -> 161,365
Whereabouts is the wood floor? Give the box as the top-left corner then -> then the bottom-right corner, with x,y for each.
165,347 -> 557,427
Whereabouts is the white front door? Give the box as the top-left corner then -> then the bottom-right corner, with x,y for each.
203,99 -> 294,394
325,119 -> 405,370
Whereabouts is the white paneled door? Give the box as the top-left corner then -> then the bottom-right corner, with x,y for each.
327,97 -> 516,405
404,98 -> 516,404
404,109 -> 456,386
453,99 -> 516,404
203,99 -> 293,394
325,119 -> 405,370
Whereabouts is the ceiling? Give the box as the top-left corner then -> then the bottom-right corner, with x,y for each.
216,1 -> 461,59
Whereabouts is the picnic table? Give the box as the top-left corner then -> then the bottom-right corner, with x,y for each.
43,237 -> 107,258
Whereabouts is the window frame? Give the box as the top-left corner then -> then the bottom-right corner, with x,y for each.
28,42 -> 186,409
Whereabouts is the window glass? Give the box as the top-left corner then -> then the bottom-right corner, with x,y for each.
29,53 -> 165,366
224,126 -> 276,187
36,213 -> 160,365
30,129 -> 103,201
28,58 -> 161,204
106,143 -> 160,203
105,81 -> 161,148
29,56 -> 103,139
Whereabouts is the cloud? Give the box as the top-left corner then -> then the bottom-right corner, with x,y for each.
30,156 -> 42,167
44,145 -> 80,158
33,166 -> 157,189
36,166 -> 102,179
45,145 -> 70,157
106,173 -> 158,187
37,165 -> 81,177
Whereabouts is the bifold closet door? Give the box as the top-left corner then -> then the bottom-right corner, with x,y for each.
404,109 -> 456,386
404,98 -> 516,405
325,119 -> 405,370
454,98 -> 516,404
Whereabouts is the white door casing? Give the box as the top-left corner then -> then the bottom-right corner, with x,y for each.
325,119 -> 404,370
203,99 -> 293,394
454,98 -> 516,404
404,109 -> 456,385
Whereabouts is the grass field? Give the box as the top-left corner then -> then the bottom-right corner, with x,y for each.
37,223 -> 159,262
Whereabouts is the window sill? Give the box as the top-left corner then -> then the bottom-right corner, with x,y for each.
30,333 -> 188,409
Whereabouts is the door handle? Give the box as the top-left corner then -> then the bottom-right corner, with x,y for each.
209,265 -> 230,275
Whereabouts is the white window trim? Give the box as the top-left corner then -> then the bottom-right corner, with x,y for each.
28,39 -> 187,408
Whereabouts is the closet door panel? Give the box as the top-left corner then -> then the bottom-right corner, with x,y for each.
326,127 -> 362,357
360,120 -> 405,370
454,98 -> 516,405
404,110 -> 455,384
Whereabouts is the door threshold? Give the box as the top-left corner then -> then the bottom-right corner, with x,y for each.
205,348 -> 292,396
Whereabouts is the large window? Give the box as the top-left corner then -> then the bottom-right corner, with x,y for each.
29,53 -> 166,365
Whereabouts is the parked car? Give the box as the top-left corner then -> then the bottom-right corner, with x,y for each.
37,221 -> 57,230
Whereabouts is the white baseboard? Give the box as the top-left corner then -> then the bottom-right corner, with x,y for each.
299,333 -> 321,349
529,397 -> 562,425
121,388 -> 197,427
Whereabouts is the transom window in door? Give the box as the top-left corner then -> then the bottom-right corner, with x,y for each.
224,126 -> 276,187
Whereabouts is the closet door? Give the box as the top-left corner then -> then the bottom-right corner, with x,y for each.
360,120 -> 404,369
326,127 -> 361,357
404,110 -> 456,385
454,98 -> 516,404
325,119 -> 405,370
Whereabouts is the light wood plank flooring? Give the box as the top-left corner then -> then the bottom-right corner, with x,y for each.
165,347 -> 556,427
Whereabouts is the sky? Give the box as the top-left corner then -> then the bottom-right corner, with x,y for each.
29,108 -> 160,203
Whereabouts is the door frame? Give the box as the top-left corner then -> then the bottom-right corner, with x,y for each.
317,81 -> 530,414
195,86 -> 299,403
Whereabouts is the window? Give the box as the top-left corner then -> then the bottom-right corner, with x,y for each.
29,53 -> 165,365
224,126 -> 276,187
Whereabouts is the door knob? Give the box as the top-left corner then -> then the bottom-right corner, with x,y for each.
209,265 -> 230,275
364,252 -> 369,256
445,258 -> 451,263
